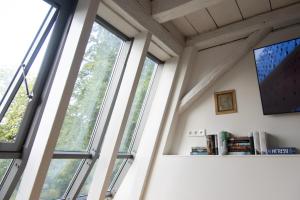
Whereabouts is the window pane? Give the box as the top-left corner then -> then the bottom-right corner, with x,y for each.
0,1 -> 55,143
55,22 -> 123,151
119,57 -> 157,153
78,159 -> 126,197
41,159 -> 82,200
0,159 -> 11,182
0,0 -> 51,98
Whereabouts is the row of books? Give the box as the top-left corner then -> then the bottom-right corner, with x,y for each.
190,131 -> 297,156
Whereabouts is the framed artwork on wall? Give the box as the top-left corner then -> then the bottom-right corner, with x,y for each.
214,89 -> 237,115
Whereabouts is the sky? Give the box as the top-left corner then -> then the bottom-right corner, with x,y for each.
0,0 -> 51,70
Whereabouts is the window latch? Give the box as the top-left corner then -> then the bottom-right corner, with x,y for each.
21,64 -> 33,100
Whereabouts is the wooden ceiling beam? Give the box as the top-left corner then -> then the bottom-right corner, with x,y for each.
187,3 -> 300,50
104,0 -> 184,56
152,0 -> 225,23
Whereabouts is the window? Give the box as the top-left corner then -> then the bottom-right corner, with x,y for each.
40,17 -> 131,200
0,160 -> 11,182
77,56 -> 160,198
109,57 -> 159,195
0,0 -> 76,199
0,0 -> 57,149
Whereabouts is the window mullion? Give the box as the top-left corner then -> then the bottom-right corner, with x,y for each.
14,1 -> 100,199
64,40 -> 132,200
87,31 -> 151,200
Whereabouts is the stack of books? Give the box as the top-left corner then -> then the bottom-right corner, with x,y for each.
190,131 -> 298,156
190,147 -> 208,155
227,136 -> 254,155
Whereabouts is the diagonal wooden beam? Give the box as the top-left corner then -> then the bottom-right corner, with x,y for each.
152,0 -> 225,23
104,0 -> 184,56
178,27 -> 272,114
187,3 -> 300,50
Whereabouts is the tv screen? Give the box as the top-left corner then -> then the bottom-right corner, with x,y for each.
253,37 -> 300,115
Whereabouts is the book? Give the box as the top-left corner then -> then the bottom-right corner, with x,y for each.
190,151 -> 209,155
214,135 -> 218,155
228,152 -> 251,155
191,146 -> 207,151
253,131 -> 261,155
267,147 -> 297,155
259,132 -> 268,154
228,146 -> 251,152
228,143 -> 251,147
206,135 -> 216,155
248,132 -> 255,155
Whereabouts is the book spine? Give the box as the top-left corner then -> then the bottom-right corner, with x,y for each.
228,152 -> 251,155
253,131 -> 261,155
259,131 -> 268,155
228,139 -> 250,143
214,135 -> 218,155
206,135 -> 215,155
267,148 -> 297,154
228,143 -> 251,147
228,146 -> 251,151
248,132 -> 255,155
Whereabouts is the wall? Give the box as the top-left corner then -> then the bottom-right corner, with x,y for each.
171,24 -> 300,155
143,24 -> 300,200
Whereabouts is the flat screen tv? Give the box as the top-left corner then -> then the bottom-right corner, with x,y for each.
253,37 -> 300,115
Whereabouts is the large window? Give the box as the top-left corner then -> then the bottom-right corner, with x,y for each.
40,17 -> 129,200
77,56 -> 159,198
0,1 -> 162,199
0,0 -> 56,148
0,0 -> 76,199
109,57 -> 158,195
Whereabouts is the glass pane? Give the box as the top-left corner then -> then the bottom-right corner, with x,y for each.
0,159 -> 11,182
0,0 -> 51,98
119,57 -> 157,153
0,86 -> 30,142
0,1 -> 55,143
55,22 -> 123,151
78,159 -> 126,197
41,159 -> 82,200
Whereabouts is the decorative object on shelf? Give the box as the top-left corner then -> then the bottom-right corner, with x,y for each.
217,131 -> 231,155
214,89 -> 237,115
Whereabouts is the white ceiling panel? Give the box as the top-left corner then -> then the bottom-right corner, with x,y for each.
237,0 -> 271,18
207,0 -> 243,27
271,0 -> 300,9
172,17 -> 198,37
186,9 -> 217,34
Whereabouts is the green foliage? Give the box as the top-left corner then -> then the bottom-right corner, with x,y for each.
40,159 -> 81,200
0,160 -> 11,182
55,23 -> 122,151
119,58 -> 156,152
0,84 -> 29,142
0,20 -> 157,199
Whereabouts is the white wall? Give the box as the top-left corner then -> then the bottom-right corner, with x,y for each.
170,24 -> 300,155
143,25 -> 300,200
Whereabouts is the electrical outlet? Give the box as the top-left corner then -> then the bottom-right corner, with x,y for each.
188,129 -> 206,137
199,129 -> 206,136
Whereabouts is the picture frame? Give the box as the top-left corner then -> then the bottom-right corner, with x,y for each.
214,89 -> 237,115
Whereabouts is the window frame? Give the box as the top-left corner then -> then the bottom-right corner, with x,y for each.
54,16 -> 133,199
108,56 -> 163,196
0,0 -> 78,199
0,3 -> 59,152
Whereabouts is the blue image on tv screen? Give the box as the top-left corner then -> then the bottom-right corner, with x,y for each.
253,38 -> 300,115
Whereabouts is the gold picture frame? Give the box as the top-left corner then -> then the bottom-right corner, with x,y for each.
214,89 -> 237,115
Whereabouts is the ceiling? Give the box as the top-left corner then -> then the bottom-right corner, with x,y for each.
172,0 -> 300,37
